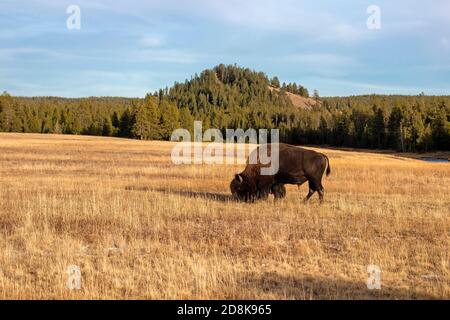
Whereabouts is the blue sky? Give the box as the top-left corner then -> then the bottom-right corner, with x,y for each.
0,0 -> 449,97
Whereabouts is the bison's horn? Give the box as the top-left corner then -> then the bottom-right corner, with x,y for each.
235,174 -> 243,183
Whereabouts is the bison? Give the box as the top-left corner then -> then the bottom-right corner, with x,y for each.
230,143 -> 331,202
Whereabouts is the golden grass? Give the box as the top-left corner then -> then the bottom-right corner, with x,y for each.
0,133 -> 448,300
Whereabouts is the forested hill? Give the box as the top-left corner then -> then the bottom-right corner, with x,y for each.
166,64 -> 311,112
0,64 -> 449,151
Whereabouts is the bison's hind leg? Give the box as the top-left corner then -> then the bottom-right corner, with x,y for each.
317,187 -> 324,203
304,180 -> 319,202
304,190 -> 315,202
304,177 -> 326,204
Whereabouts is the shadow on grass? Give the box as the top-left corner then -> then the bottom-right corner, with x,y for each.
125,185 -> 234,202
125,186 -> 324,204
238,272 -> 440,300
161,189 -> 234,202
124,185 -> 152,192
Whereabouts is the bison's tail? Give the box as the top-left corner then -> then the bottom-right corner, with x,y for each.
324,154 -> 331,177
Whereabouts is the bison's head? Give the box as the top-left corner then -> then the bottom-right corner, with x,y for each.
230,174 -> 257,202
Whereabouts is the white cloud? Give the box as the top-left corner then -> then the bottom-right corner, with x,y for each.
0,47 -> 49,58
87,84 -> 148,97
282,53 -> 358,77
321,79 -> 445,95
441,38 -> 450,50
132,49 -> 199,63
82,70 -> 149,82
332,24 -> 365,42
179,0 -> 371,44
285,53 -> 356,65
140,35 -> 165,47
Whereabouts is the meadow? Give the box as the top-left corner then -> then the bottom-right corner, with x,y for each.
0,133 -> 448,299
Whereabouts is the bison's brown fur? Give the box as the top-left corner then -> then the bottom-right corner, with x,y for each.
230,143 -> 330,202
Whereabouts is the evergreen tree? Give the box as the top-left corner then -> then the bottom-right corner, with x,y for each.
298,86 -> 309,98
146,95 -> 162,140
387,106 -> 403,151
159,100 -> 180,140
370,106 -> 386,149
318,116 -> 328,145
132,102 -> 150,140
431,102 -> 450,150
179,107 -> 194,137
313,89 -> 320,101
270,77 -> 280,88
102,117 -> 112,136
118,109 -> 134,138
0,92 -> 13,131
111,112 -> 120,132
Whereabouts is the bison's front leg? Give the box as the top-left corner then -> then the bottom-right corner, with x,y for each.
271,183 -> 286,200
256,175 -> 275,201
257,189 -> 270,200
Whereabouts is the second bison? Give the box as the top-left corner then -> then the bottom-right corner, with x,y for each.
230,143 -> 331,202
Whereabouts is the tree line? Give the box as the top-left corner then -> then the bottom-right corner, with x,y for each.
0,64 -> 449,152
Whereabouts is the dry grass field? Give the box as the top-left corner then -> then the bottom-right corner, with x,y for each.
0,133 -> 448,299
